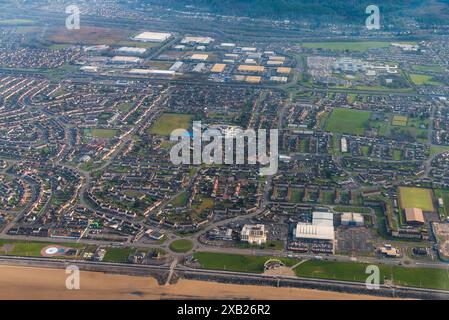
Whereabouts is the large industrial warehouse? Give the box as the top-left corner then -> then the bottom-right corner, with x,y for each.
291,211 -> 335,254
132,31 -> 172,42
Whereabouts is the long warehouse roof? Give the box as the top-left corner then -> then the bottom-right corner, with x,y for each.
295,223 -> 335,241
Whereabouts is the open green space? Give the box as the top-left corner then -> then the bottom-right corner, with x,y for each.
116,102 -> 133,112
0,240 -> 83,257
150,113 -> 193,136
435,189 -> 449,217
302,41 -> 392,52
398,187 -> 435,212
360,146 -> 369,156
193,252 -> 297,273
192,196 -> 214,215
352,85 -> 414,92
2,62 -> 79,82
169,192 -> 188,207
412,65 -> 446,73
325,108 -> 371,135
294,260 -> 449,290
391,266 -> 449,289
333,206 -> 371,214
430,145 -> 449,156
290,189 -> 303,203
373,206 -> 390,238
84,128 -> 117,139
295,260 -> 389,282
38,63 -> 79,81
103,247 -> 135,263
51,87 -> 67,98
371,114 -> 428,143
393,149 -> 402,161
160,140 -> 176,150
169,239 -> 193,253
410,74 -> 443,86
236,240 -> 285,251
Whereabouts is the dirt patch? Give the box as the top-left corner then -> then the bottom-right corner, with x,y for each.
263,266 -> 296,277
47,26 -> 132,45
0,265 -> 392,300
433,222 -> 449,260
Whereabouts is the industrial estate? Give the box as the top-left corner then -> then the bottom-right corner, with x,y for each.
0,0 -> 449,300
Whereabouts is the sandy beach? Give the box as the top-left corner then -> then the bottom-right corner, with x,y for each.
0,265 -> 389,300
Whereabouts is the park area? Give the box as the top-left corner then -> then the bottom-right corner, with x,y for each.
193,252 -> 297,273
294,260 -> 449,290
371,114 -> 428,143
150,113 -> 193,136
193,252 -> 449,290
398,187 -> 435,212
410,74 -> 443,86
102,248 -> 135,263
0,240 -> 83,257
325,108 -> 371,135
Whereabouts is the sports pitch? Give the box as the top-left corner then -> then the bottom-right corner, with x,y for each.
392,115 -> 408,127
410,74 -> 443,86
150,113 -> 193,136
325,108 -> 371,135
398,187 -> 435,212
84,128 -> 117,139
193,252 -> 297,273
294,260 -> 449,290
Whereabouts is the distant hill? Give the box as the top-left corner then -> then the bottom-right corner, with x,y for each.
143,0 -> 449,24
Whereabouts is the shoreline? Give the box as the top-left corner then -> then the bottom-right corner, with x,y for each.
0,265 -> 390,300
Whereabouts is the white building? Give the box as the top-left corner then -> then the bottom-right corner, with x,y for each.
270,76 -> 288,83
80,66 -> 98,73
111,56 -> 141,64
391,43 -> 419,51
333,57 -> 366,72
169,61 -> 184,72
294,211 -> 335,241
241,47 -> 257,52
220,43 -> 236,49
312,211 -> 334,227
83,45 -> 109,52
193,63 -> 207,73
341,137 -> 348,153
174,45 -> 186,51
241,224 -> 267,245
133,31 -> 172,42
341,212 -> 364,227
294,224 -> 335,241
116,47 -> 147,55
129,69 -> 175,76
181,36 -> 214,45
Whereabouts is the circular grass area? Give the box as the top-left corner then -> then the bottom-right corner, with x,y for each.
169,239 -> 193,253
